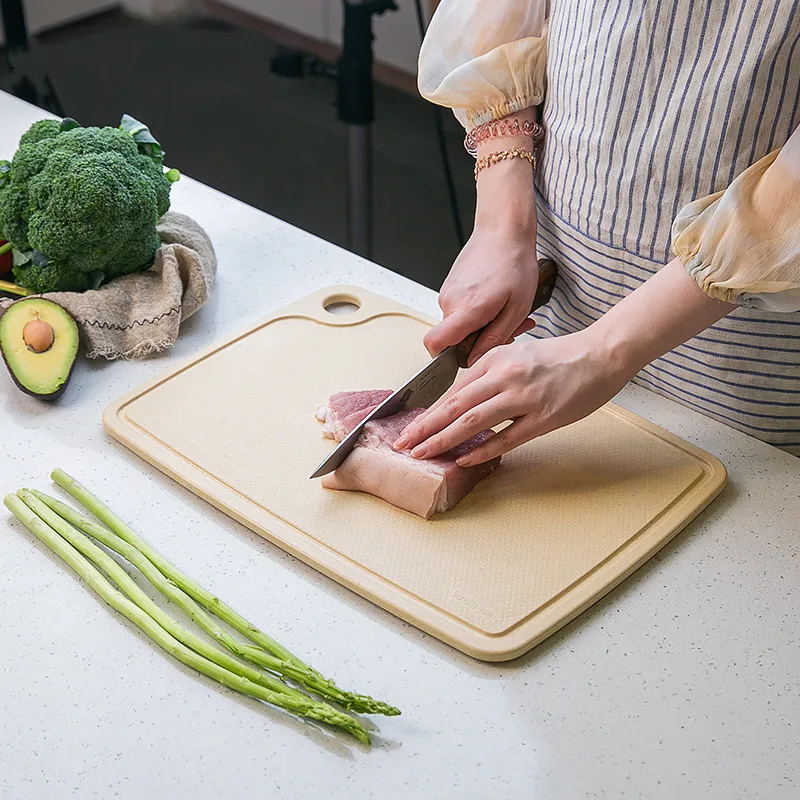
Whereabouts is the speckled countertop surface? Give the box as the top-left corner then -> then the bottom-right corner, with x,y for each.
1,92 -> 798,800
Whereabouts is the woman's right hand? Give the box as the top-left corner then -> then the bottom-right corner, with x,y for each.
424,106 -> 541,365
423,224 -> 540,364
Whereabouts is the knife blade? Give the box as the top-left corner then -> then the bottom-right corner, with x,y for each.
309,259 -> 558,479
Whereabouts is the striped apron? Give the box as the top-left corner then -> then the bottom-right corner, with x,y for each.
531,0 -> 800,455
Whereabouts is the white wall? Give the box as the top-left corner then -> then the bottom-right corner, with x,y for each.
121,0 -> 195,18
221,0 -> 327,40
0,0 -> 118,43
326,0 -> 425,75
217,0 -> 427,75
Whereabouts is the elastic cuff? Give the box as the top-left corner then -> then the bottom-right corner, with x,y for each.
679,255 -> 742,305
672,242 -> 740,305
456,94 -> 544,132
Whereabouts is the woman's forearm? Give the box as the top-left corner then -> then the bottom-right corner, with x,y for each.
473,106 -> 539,234
590,257 -> 736,374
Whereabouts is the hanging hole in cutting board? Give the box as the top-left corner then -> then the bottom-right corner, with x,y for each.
323,294 -> 361,315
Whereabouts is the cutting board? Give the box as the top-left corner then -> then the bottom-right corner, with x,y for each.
104,286 -> 727,661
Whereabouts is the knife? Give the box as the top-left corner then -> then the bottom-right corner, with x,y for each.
309,259 -> 558,479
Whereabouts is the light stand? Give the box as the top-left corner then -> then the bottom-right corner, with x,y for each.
271,0 -> 397,260
338,0 -> 396,258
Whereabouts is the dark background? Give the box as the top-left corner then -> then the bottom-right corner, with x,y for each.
4,8 -> 475,289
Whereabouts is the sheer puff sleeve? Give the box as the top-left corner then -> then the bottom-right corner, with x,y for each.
672,127 -> 800,313
417,0 -> 549,131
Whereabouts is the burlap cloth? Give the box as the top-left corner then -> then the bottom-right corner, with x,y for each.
0,212 -> 216,360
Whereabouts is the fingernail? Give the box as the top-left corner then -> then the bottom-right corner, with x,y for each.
394,435 -> 409,450
456,456 -> 471,467
411,444 -> 428,459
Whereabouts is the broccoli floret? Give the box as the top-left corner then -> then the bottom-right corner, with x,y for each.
138,154 -> 173,218
0,115 -> 179,294
104,224 -> 163,277
18,119 -> 62,147
12,260 -> 94,294
0,183 -> 30,250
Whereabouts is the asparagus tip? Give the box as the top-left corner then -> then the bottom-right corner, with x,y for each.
335,717 -> 371,746
354,729 -> 371,746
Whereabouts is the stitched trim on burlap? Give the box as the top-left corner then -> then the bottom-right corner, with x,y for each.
77,306 -> 180,331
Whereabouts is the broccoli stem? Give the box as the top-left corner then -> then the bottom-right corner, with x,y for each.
0,280 -> 32,297
49,470 -> 400,717
0,241 -> 12,256
6,491 -> 371,744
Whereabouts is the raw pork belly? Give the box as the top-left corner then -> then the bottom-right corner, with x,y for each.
315,389 -> 393,441
316,390 -> 500,519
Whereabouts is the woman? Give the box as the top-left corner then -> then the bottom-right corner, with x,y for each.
395,0 -> 800,465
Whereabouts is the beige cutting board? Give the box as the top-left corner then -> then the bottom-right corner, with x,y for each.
104,286 -> 727,661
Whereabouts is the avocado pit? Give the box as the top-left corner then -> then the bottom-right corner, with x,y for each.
23,318 -> 55,353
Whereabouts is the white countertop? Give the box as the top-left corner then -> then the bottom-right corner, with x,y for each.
1,91 -> 798,800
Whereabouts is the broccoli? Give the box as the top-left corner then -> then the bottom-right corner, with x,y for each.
18,119 -> 63,147
0,115 -> 180,294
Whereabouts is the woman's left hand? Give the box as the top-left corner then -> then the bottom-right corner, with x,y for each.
393,329 -> 633,466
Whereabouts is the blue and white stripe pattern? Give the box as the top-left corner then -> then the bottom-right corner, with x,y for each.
532,0 -> 800,454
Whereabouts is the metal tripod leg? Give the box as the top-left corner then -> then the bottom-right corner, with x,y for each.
338,0 -> 397,260
347,124 -> 372,258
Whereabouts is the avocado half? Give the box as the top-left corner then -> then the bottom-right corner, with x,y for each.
0,298 -> 79,400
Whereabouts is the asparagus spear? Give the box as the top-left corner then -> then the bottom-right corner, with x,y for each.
0,279 -> 31,297
34,489 -> 370,708
50,469 -> 399,717
5,493 -> 370,744
20,491 -> 332,710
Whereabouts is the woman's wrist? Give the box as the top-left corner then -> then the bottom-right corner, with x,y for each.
582,257 -> 735,377
575,322 -> 642,386
471,106 -> 540,235
472,105 -> 539,158
474,158 -> 538,234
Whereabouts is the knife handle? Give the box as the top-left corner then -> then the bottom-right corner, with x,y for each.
454,258 -> 558,369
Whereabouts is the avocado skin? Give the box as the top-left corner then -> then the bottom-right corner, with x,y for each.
0,298 -> 79,400
4,353 -> 76,401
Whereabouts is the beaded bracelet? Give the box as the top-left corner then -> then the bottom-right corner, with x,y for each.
474,148 -> 536,180
465,118 -> 545,158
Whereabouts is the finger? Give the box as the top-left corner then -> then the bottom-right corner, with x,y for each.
510,318 -> 536,340
396,377 -> 498,453
394,374 -> 496,450
467,302 -> 530,366
396,354 -> 495,445
423,308 -> 487,357
420,355 -> 489,417
455,419 -> 538,466
409,397 -> 513,460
